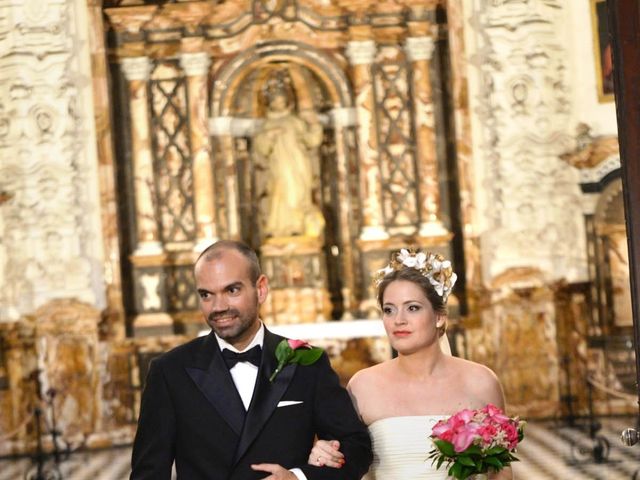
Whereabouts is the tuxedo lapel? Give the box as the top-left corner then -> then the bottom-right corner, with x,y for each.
233,329 -> 296,465
185,331 -> 246,436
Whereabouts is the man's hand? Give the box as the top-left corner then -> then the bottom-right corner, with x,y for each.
251,463 -> 297,479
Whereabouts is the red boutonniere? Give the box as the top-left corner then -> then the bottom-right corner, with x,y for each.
269,339 -> 323,382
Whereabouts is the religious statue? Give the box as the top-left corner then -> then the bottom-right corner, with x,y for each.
253,80 -> 325,239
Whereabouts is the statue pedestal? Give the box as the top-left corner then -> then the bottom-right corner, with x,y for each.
260,237 -> 332,324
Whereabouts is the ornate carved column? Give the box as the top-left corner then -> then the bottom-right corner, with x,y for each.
405,34 -> 448,237
179,51 -> 218,251
0,0 -> 104,319
465,2 -> 582,282
329,107 -> 359,317
209,117 -> 243,238
346,37 -> 389,241
121,56 -> 162,255
121,56 -> 173,336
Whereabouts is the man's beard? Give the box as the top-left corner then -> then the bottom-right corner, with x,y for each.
207,304 -> 259,343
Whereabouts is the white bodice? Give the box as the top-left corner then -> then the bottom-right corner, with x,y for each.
363,415 -> 450,480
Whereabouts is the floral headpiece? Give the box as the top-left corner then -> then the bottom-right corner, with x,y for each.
374,249 -> 458,302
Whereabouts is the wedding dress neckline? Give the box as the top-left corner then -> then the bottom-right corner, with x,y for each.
363,415 -> 452,479
368,414 -> 448,429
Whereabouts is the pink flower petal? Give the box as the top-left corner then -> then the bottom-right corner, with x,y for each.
288,339 -> 309,350
452,425 -> 480,452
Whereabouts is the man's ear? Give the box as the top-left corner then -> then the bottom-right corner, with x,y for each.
256,274 -> 269,305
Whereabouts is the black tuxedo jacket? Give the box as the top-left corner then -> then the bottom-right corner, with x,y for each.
130,328 -> 372,479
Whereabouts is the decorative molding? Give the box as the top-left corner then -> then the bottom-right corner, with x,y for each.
359,226 -> 390,241
560,124 -> 620,184
405,36 -> 435,62
133,241 -> 164,257
418,220 -> 449,238
467,1 -> 587,283
209,116 -> 262,137
345,40 -> 377,65
179,52 -> 211,77
0,0 -> 104,320
578,155 -> 621,185
328,107 -> 358,128
121,56 -> 151,81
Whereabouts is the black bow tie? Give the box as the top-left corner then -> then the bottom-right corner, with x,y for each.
222,345 -> 262,368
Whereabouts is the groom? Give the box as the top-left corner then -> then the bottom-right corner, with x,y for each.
130,240 -> 372,479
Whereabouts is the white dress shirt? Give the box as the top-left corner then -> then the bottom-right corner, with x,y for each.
215,323 -> 307,480
216,326 -> 263,410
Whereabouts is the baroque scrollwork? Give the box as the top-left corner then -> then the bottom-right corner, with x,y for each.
0,1 -> 102,320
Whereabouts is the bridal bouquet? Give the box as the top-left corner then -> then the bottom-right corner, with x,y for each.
428,404 -> 525,480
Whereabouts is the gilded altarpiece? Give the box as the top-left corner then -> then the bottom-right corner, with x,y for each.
104,0 -> 459,335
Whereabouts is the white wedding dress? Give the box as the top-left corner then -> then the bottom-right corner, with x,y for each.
363,415 -> 450,479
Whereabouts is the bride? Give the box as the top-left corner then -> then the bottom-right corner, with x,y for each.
308,250 -> 512,479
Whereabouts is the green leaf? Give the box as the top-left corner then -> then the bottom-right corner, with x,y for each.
274,340 -> 293,363
434,439 -> 455,457
485,446 -> 506,455
461,465 -> 474,478
450,462 -> 463,479
436,456 -> 445,469
458,455 -> 476,467
485,457 -> 503,469
464,445 -> 482,456
296,347 -> 324,366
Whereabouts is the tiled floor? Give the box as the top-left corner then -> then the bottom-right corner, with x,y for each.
1,417 -> 639,479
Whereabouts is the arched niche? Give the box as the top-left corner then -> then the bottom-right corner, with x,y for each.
593,178 -> 632,330
209,41 -> 360,321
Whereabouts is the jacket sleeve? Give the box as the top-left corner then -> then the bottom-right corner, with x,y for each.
299,353 -> 372,480
130,358 -> 176,480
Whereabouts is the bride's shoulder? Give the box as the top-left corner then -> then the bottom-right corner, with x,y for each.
348,360 -> 393,392
448,356 -> 505,405
447,356 -> 498,383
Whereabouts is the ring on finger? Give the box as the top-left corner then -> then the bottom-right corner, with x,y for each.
317,455 -> 322,465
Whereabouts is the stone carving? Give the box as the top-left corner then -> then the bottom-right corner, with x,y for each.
139,273 -> 162,311
0,1 -> 104,321
253,71 -> 325,239
467,0 -> 586,284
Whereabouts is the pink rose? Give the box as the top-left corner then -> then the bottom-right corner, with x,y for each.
452,423 -> 480,453
478,424 -> 498,446
482,404 -> 510,424
455,409 -> 476,424
432,421 -> 454,442
288,339 -> 309,350
502,422 -> 519,449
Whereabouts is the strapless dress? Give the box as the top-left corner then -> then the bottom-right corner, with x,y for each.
363,415 -> 450,479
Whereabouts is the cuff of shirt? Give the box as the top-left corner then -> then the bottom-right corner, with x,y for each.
289,468 -> 308,480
